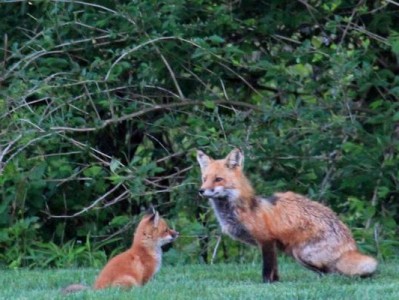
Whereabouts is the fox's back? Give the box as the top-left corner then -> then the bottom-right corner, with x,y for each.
251,192 -> 356,252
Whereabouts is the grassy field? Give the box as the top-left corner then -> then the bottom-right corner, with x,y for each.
0,259 -> 398,300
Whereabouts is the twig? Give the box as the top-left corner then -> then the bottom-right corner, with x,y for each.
148,166 -> 193,184
56,134 -> 113,166
220,79 -> 229,101
343,23 -> 388,44
157,49 -> 185,100
51,0 -> 118,15
2,33 -> 7,69
154,151 -> 184,164
365,153 -> 391,229
84,83 -> 101,120
3,50 -> 65,81
340,0 -> 365,45
105,37 -> 179,80
19,119 -> 46,132
216,61 -> 262,97
179,64 -> 216,96
145,133 -> 171,154
143,85 -> 181,99
96,219 -> 136,243
3,133 -> 53,169
50,100 -> 261,132
216,112 -> 228,142
0,134 -> 22,173
386,0 -> 399,7
211,235 -> 222,265
103,190 -> 130,208
49,183 -> 123,218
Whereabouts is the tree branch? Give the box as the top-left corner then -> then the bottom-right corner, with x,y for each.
50,100 -> 261,132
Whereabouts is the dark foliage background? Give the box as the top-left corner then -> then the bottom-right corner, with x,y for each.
0,0 -> 398,268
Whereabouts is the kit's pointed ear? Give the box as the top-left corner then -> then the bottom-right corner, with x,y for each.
225,148 -> 244,169
148,210 -> 160,227
152,211 -> 160,228
145,205 -> 156,216
197,149 -> 213,170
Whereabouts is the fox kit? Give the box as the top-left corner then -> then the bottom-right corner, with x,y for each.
197,148 -> 377,282
62,211 -> 178,293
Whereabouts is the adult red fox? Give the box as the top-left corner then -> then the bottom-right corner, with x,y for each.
197,148 -> 377,282
62,211 -> 178,293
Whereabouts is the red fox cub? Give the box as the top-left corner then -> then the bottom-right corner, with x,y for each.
197,148 -> 377,282
62,211 -> 178,293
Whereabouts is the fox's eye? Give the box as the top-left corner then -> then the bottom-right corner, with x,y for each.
202,176 -> 207,182
215,177 -> 223,182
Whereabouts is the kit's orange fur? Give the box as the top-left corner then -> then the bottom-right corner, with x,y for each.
62,212 -> 178,293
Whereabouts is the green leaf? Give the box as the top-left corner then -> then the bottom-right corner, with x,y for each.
110,159 -> 122,173
203,101 -> 216,109
83,166 -> 102,177
311,36 -> 322,48
389,32 -> 399,55
288,63 -> 313,78
0,230 -> 10,243
208,35 -> 225,44
109,215 -> 130,227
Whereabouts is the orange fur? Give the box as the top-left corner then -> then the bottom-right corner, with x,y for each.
62,212 -> 178,293
197,148 -> 377,282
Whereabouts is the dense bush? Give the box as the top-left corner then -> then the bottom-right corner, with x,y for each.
0,0 -> 398,268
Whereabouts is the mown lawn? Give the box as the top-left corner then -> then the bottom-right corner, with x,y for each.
0,259 -> 397,300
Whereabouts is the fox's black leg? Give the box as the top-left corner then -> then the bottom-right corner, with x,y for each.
261,241 -> 279,283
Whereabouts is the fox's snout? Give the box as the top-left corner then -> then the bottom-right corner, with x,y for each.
198,186 -> 229,199
199,188 -> 214,198
170,230 -> 179,240
158,229 -> 179,247
198,189 -> 206,196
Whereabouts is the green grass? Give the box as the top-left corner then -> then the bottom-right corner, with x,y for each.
0,259 -> 398,300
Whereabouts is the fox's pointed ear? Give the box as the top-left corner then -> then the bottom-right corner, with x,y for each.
153,211 -> 160,228
225,148 -> 244,169
197,150 -> 212,170
145,205 -> 156,216
148,210 -> 160,228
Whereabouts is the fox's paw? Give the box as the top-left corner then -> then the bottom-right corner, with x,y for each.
263,272 -> 279,283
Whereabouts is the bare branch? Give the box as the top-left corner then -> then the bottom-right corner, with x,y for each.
157,49 -> 185,100
0,134 -> 22,173
340,0 -> 366,45
52,0 -> 118,15
105,37 -> 179,81
49,183 -> 123,218
386,0 -> 399,7
211,235 -> 222,265
50,100 -> 261,132
3,133 -> 53,169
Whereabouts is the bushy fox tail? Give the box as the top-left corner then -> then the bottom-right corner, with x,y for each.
61,283 -> 89,294
335,250 -> 377,277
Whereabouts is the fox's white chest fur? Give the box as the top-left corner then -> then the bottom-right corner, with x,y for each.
210,198 -> 256,245
153,246 -> 162,274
